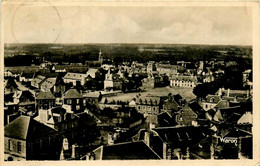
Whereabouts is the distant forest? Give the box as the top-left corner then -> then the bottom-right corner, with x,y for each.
4,43 -> 252,69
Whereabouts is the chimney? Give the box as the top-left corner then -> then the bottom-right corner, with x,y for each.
144,132 -> 150,147
163,142 -> 167,159
227,88 -> 230,97
71,144 -> 76,159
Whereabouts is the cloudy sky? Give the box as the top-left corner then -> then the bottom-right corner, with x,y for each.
3,4 -> 252,45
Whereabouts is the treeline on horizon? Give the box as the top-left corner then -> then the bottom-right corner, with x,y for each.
4,44 -> 252,68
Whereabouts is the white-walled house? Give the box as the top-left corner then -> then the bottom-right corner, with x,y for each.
170,75 -> 198,88
63,72 -> 88,86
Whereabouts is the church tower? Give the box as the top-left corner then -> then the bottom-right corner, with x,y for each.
98,49 -> 103,64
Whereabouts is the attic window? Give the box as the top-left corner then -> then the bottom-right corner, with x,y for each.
210,97 -> 215,102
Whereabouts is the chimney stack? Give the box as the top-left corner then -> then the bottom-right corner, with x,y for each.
227,88 -> 230,97
163,142 -> 167,159
144,132 -> 150,147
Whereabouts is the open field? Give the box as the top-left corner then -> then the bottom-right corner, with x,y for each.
103,86 -> 196,103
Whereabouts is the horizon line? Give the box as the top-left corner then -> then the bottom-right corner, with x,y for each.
4,42 -> 252,47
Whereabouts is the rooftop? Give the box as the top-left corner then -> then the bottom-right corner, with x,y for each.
4,115 -> 57,140
93,141 -> 161,160
36,91 -> 55,100
63,89 -> 83,99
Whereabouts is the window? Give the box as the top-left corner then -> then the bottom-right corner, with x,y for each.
8,140 -> 13,151
76,99 -> 80,104
17,141 -> 21,153
68,99 -> 72,104
76,105 -> 80,110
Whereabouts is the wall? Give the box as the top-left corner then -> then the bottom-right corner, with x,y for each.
4,137 -> 26,160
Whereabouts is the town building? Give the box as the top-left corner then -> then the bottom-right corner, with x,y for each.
147,61 -> 157,73
175,105 -> 198,126
86,68 -> 100,79
200,95 -> 222,111
104,69 -> 124,90
83,91 -> 102,105
9,90 -> 36,114
31,75 -> 47,89
156,63 -> 178,75
19,71 -> 35,82
36,91 -> 56,110
4,70 -> 14,78
87,141 -> 161,160
63,72 -> 88,86
4,78 -> 19,94
4,115 -> 62,161
170,75 -> 198,88
62,89 -> 84,113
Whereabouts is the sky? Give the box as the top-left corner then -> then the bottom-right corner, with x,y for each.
3,4 -> 252,45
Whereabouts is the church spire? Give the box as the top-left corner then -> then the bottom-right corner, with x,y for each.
99,49 -> 103,64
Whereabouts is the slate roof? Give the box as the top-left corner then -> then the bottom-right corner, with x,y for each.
206,109 -> 216,118
86,68 -> 98,76
163,99 -> 179,111
214,100 -> 230,109
170,75 -> 198,82
5,78 -> 18,89
83,92 -> 101,98
153,126 -> 212,148
237,111 -> 252,124
205,95 -> 221,104
13,90 -> 35,101
4,115 -> 57,140
20,71 -> 35,78
188,101 -> 204,115
216,89 -> 249,98
213,106 -> 243,123
93,141 -> 161,160
178,105 -> 197,116
64,72 -> 88,81
41,77 -> 56,89
157,112 -> 177,127
136,97 -> 160,105
224,127 -> 252,138
31,75 -> 46,85
36,91 -> 55,100
63,89 -> 83,99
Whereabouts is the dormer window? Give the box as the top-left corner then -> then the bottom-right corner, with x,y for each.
210,97 -> 215,103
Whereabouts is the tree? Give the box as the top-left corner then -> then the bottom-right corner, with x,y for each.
193,82 -> 220,99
